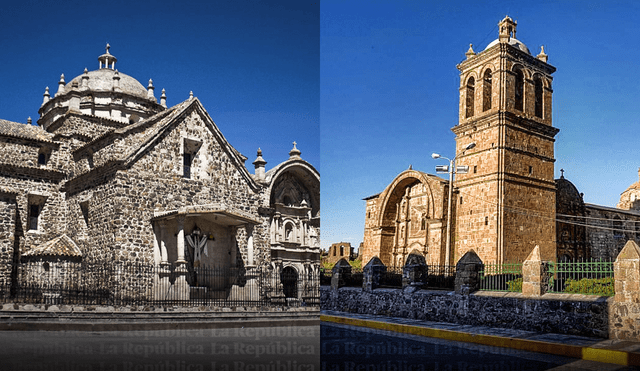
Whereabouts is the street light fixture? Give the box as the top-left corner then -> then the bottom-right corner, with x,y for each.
432,142 -> 476,267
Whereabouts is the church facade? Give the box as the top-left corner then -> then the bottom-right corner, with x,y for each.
363,17 -> 640,268
0,47 -> 320,303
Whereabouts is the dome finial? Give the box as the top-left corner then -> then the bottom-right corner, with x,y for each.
147,79 -> 155,100
189,91 -> 194,99
537,45 -> 548,63
42,87 -> 50,105
56,74 -> 65,97
289,141 -> 301,159
160,88 -> 167,108
465,43 -> 475,59
253,148 -> 267,181
98,44 -> 117,69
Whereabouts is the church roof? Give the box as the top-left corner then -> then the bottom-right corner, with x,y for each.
24,234 -> 82,257
0,119 -> 53,142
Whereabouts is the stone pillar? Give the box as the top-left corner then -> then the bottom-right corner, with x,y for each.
246,225 -> 254,267
331,258 -> 352,291
402,251 -> 427,291
614,240 -> 640,303
522,245 -> 548,296
454,250 -> 483,295
170,215 -> 190,300
363,256 -> 386,292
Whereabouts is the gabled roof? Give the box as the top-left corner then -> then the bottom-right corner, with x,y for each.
70,97 -> 259,191
24,234 -> 82,257
0,119 -> 54,143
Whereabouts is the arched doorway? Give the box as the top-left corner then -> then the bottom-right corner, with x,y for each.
281,266 -> 298,298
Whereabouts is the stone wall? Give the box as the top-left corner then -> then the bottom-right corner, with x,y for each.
321,287 -> 609,338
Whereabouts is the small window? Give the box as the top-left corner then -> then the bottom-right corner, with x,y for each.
29,204 -> 41,231
421,218 -> 426,231
485,216 -> 489,226
460,197 -> 463,205
80,201 -> 89,226
183,153 -> 192,178
340,245 -> 344,256
37,148 -> 50,166
473,165 -> 477,174
528,166 -> 533,175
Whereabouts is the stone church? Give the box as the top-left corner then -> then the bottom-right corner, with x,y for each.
0,46 -> 320,302
362,16 -> 640,268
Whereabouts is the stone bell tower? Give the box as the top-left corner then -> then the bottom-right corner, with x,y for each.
452,16 -> 559,264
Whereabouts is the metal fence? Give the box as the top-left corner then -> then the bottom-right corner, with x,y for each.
547,259 -> 614,296
479,262 -> 523,292
1,261 -> 319,307
425,265 -> 456,290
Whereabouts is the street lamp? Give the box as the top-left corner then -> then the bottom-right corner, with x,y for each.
432,142 -> 475,267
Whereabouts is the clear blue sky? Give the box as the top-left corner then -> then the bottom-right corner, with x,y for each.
321,0 -> 640,252
0,0 -> 319,172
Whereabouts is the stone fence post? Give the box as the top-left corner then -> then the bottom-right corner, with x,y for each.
614,240 -> 640,304
403,251 -> 427,291
610,240 -> 640,340
522,245 -> 548,297
455,250 -> 483,295
331,258 -> 352,291
363,256 -> 386,292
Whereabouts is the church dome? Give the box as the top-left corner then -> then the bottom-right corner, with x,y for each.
484,37 -> 530,55
66,69 -> 148,99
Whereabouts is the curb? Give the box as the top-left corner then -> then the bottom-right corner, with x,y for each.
320,314 -> 640,367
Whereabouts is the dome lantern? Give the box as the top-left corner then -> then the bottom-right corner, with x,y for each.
98,43 -> 118,70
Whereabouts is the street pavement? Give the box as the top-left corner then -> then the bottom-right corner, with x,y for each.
321,310 -> 640,370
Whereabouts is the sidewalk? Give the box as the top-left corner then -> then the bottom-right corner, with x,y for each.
321,310 -> 640,368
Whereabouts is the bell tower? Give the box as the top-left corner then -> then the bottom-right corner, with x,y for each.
452,16 -> 559,264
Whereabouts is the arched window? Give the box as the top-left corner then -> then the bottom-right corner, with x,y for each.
534,76 -> 543,118
514,68 -> 524,111
482,70 -> 492,112
421,218 -> 426,231
465,76 -> 475,118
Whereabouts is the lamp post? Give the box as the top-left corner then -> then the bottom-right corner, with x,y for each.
432,142 -> 475,266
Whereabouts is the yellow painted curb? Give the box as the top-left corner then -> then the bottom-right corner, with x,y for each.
582,347 -> 628,366
321,315 -> 638,366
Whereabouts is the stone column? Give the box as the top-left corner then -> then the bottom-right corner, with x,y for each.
363,256 -> 386,292
171,215 -> 189,300
454,250 -> 483,295
522,245 -> 547,296
155,220 -> 171,300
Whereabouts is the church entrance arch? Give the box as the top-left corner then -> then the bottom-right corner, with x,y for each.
377,170 -> 437,268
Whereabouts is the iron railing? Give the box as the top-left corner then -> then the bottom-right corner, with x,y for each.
479,263 -> 523,292
424,265 -> 456,290
547,259 -> 614,296
0,261 -> 319,307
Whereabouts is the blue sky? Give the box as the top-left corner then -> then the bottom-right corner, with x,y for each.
0,0 -> 319,172
321,0 -> 640,251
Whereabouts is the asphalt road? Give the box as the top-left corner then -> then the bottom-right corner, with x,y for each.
0,325 -> 320,371
320,323 -> 602,371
